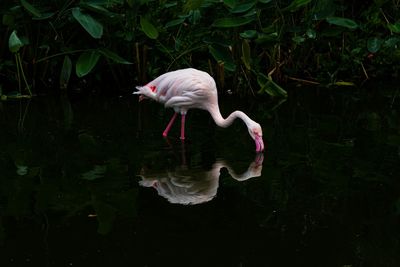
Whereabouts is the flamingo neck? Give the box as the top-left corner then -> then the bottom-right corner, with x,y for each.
212,159 -> 262,181
208,104 -> 253,129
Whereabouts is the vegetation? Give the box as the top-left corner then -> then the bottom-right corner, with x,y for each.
1,0 -> 400,98
1,2 -> 400,263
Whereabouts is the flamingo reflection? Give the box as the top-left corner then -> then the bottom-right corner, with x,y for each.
138,154 -> 263,205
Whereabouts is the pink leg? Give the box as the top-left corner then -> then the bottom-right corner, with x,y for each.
180,114 -> 186,140
163,113 -> 178,137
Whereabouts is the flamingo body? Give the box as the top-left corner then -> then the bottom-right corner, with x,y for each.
134,68 -> 264,152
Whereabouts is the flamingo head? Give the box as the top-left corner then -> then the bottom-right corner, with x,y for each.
248,123 -> 264,152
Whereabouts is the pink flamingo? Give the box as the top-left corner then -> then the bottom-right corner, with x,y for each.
134,68 -> 264,152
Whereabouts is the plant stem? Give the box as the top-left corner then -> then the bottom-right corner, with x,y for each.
167,44 -> 206,71
16,53 -> 32,96
35,49 -> 88,63
135,42 -> 141,82
18,98 -> 31,133
360,62 -> 369,80
15,53 -> 22,93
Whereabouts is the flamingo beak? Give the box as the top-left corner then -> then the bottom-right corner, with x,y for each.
139,95 -> 145,102
255,135 -> 264,152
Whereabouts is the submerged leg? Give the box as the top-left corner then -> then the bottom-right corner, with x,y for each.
180,114 -> 186,140
163,112 -> 178,137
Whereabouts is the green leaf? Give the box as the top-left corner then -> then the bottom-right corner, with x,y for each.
80,3 -> 116,17
165,18 -> 185,28
184,0 -> 204,12
16,165 -> 29,176
387,22 -> 400,33
334,81 -> 356,86
3,14 -> 15,26
240,30 -> 258,38
76,51 -> 101,77
208,45 -> 236,71
81,165 -> 106,180
8,30 -> 24,53
255,32 -> 278,44
306,29 -> 316,39
292,36 -> 305,44
21,0 -> 42,17
384,37 -> 400,48
283,0 -> 312,12
326,17 -> 358,30
257,73 -> 287,97
32,12 -> 55,20
165,2 -> 178,8
72,7 -> 103,39
241,39 -> 251,70
224,0 -> 237,8
60,55 -> 72,89
140,16 -> 159,39
98,48 -> 132,64
212,16 -> 254,27
230,0 -> 256,13
367,37 -> 383,53
312,0 -> 335,20
189,9 -> 201,24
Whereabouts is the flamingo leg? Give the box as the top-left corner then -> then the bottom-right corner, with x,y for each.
180,114 -> 186,140
163,112 -> 178,137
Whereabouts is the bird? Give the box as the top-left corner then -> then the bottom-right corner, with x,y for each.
134,68 -> 264,152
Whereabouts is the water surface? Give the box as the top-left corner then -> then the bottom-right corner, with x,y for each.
0,85 -> 399,266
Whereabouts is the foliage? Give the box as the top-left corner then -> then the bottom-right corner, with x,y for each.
0,0 -> 400,97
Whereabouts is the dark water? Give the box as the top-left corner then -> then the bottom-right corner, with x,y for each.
0,85 -> 399,267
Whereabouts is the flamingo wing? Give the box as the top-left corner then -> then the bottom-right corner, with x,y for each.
164,96 -> 195,109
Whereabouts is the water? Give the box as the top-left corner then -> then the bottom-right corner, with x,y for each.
0,85 -> 399,266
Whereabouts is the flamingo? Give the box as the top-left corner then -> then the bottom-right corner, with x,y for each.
134,68 -> 264,152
